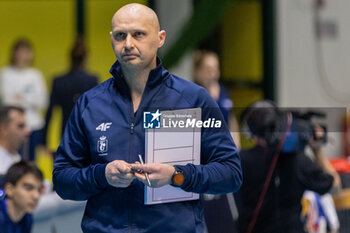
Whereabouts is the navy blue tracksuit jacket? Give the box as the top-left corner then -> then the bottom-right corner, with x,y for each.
53,58 -> 242,233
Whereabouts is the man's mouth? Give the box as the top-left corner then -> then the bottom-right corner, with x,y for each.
27,203 -> 37,210
123,54 -> 138,58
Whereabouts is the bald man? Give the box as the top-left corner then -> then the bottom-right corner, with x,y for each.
53,3 -> 242,233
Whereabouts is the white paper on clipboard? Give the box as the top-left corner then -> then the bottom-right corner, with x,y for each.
144,108 -> 201,205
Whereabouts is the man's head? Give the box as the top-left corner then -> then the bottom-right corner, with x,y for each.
110,3 -> 166,70
10,39 -> 34,69
70,36 -> 87,70
193,50 -> 220,85
5,161 -> 43,214
241,100 -> 288,146
0,106 -> 30,154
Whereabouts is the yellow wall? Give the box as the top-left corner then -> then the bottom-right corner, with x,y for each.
0,0 -> 147,84
0,0 -> 75,88
221,1 -> 262,82
230,88 -> 263,149
0,1 -> 75,177
0,0 -> 146,152
220,1 -> 263,149
0,0 -> 74,152
86,0 -> 146,81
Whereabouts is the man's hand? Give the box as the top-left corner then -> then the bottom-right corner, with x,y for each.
105,160 -> 135,188
131,163 -> 175,188
309,124 -> 326,152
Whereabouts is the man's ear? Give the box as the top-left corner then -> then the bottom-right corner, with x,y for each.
158,30 -> 166,48
5,183 -> 14,198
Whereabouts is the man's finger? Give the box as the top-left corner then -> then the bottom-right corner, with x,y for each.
116,163 -> 132,173
134,172 -> 150,186
110,173 -> 134,180
134,172 -> 145,181
114,180 -> 133,188
131,163 -> 155,172
130,163 -> 144,172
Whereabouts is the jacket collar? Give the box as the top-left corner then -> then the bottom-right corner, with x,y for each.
109,57 -> 168,95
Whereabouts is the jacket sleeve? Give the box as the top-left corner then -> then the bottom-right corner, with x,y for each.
52,97 -> 110,200
297,153 -> 334,195
177,89 -> 242,194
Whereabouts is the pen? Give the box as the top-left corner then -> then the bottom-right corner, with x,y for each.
138,154 -> 152,187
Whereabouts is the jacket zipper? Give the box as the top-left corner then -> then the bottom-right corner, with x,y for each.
128,109 -> 135,231
130,122 -> 134,134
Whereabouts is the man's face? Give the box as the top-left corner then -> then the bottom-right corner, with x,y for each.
4,110 -> 30,152
195,54 -> 220,84
110,7 -> 165,70
14,46 -> 33,68
6,173 -> 43,213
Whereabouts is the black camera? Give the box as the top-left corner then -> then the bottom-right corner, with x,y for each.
241,100 -> 328,153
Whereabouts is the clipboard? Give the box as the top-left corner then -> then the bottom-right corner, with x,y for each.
144,108 -> 201,205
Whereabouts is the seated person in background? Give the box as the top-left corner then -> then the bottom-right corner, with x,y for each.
0,161 -> 43,233
0,106 -> 30,176
236,100 -> 340,233
0,39 -> 48,161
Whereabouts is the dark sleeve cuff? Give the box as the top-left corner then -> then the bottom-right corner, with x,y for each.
94,163 -> 110,189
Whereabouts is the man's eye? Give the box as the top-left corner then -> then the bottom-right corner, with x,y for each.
114,32 -> 126,41
134,32 -> 145,38
23,185 -> 34,191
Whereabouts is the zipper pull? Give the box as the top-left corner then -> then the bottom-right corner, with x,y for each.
130,122 -> 134,134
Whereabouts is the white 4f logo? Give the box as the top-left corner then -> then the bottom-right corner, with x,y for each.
96,122 -> 112,131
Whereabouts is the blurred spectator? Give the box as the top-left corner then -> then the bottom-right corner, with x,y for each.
0,39 -> 48,161
42,36 -> 98,150
0,161 -> 43,233
193,50 -> 240,233
193,50 -> 240,148
236,100 -> 340,233
0,106 -> 30,176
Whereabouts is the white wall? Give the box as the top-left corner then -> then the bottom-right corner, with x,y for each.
276,0 -> 350,157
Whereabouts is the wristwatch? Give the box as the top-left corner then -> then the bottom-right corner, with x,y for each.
171,166 -> 185,187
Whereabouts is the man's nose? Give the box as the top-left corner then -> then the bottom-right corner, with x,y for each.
124,34 -> 134,49
32,189 -> 41,201
25,128 -> 31,137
